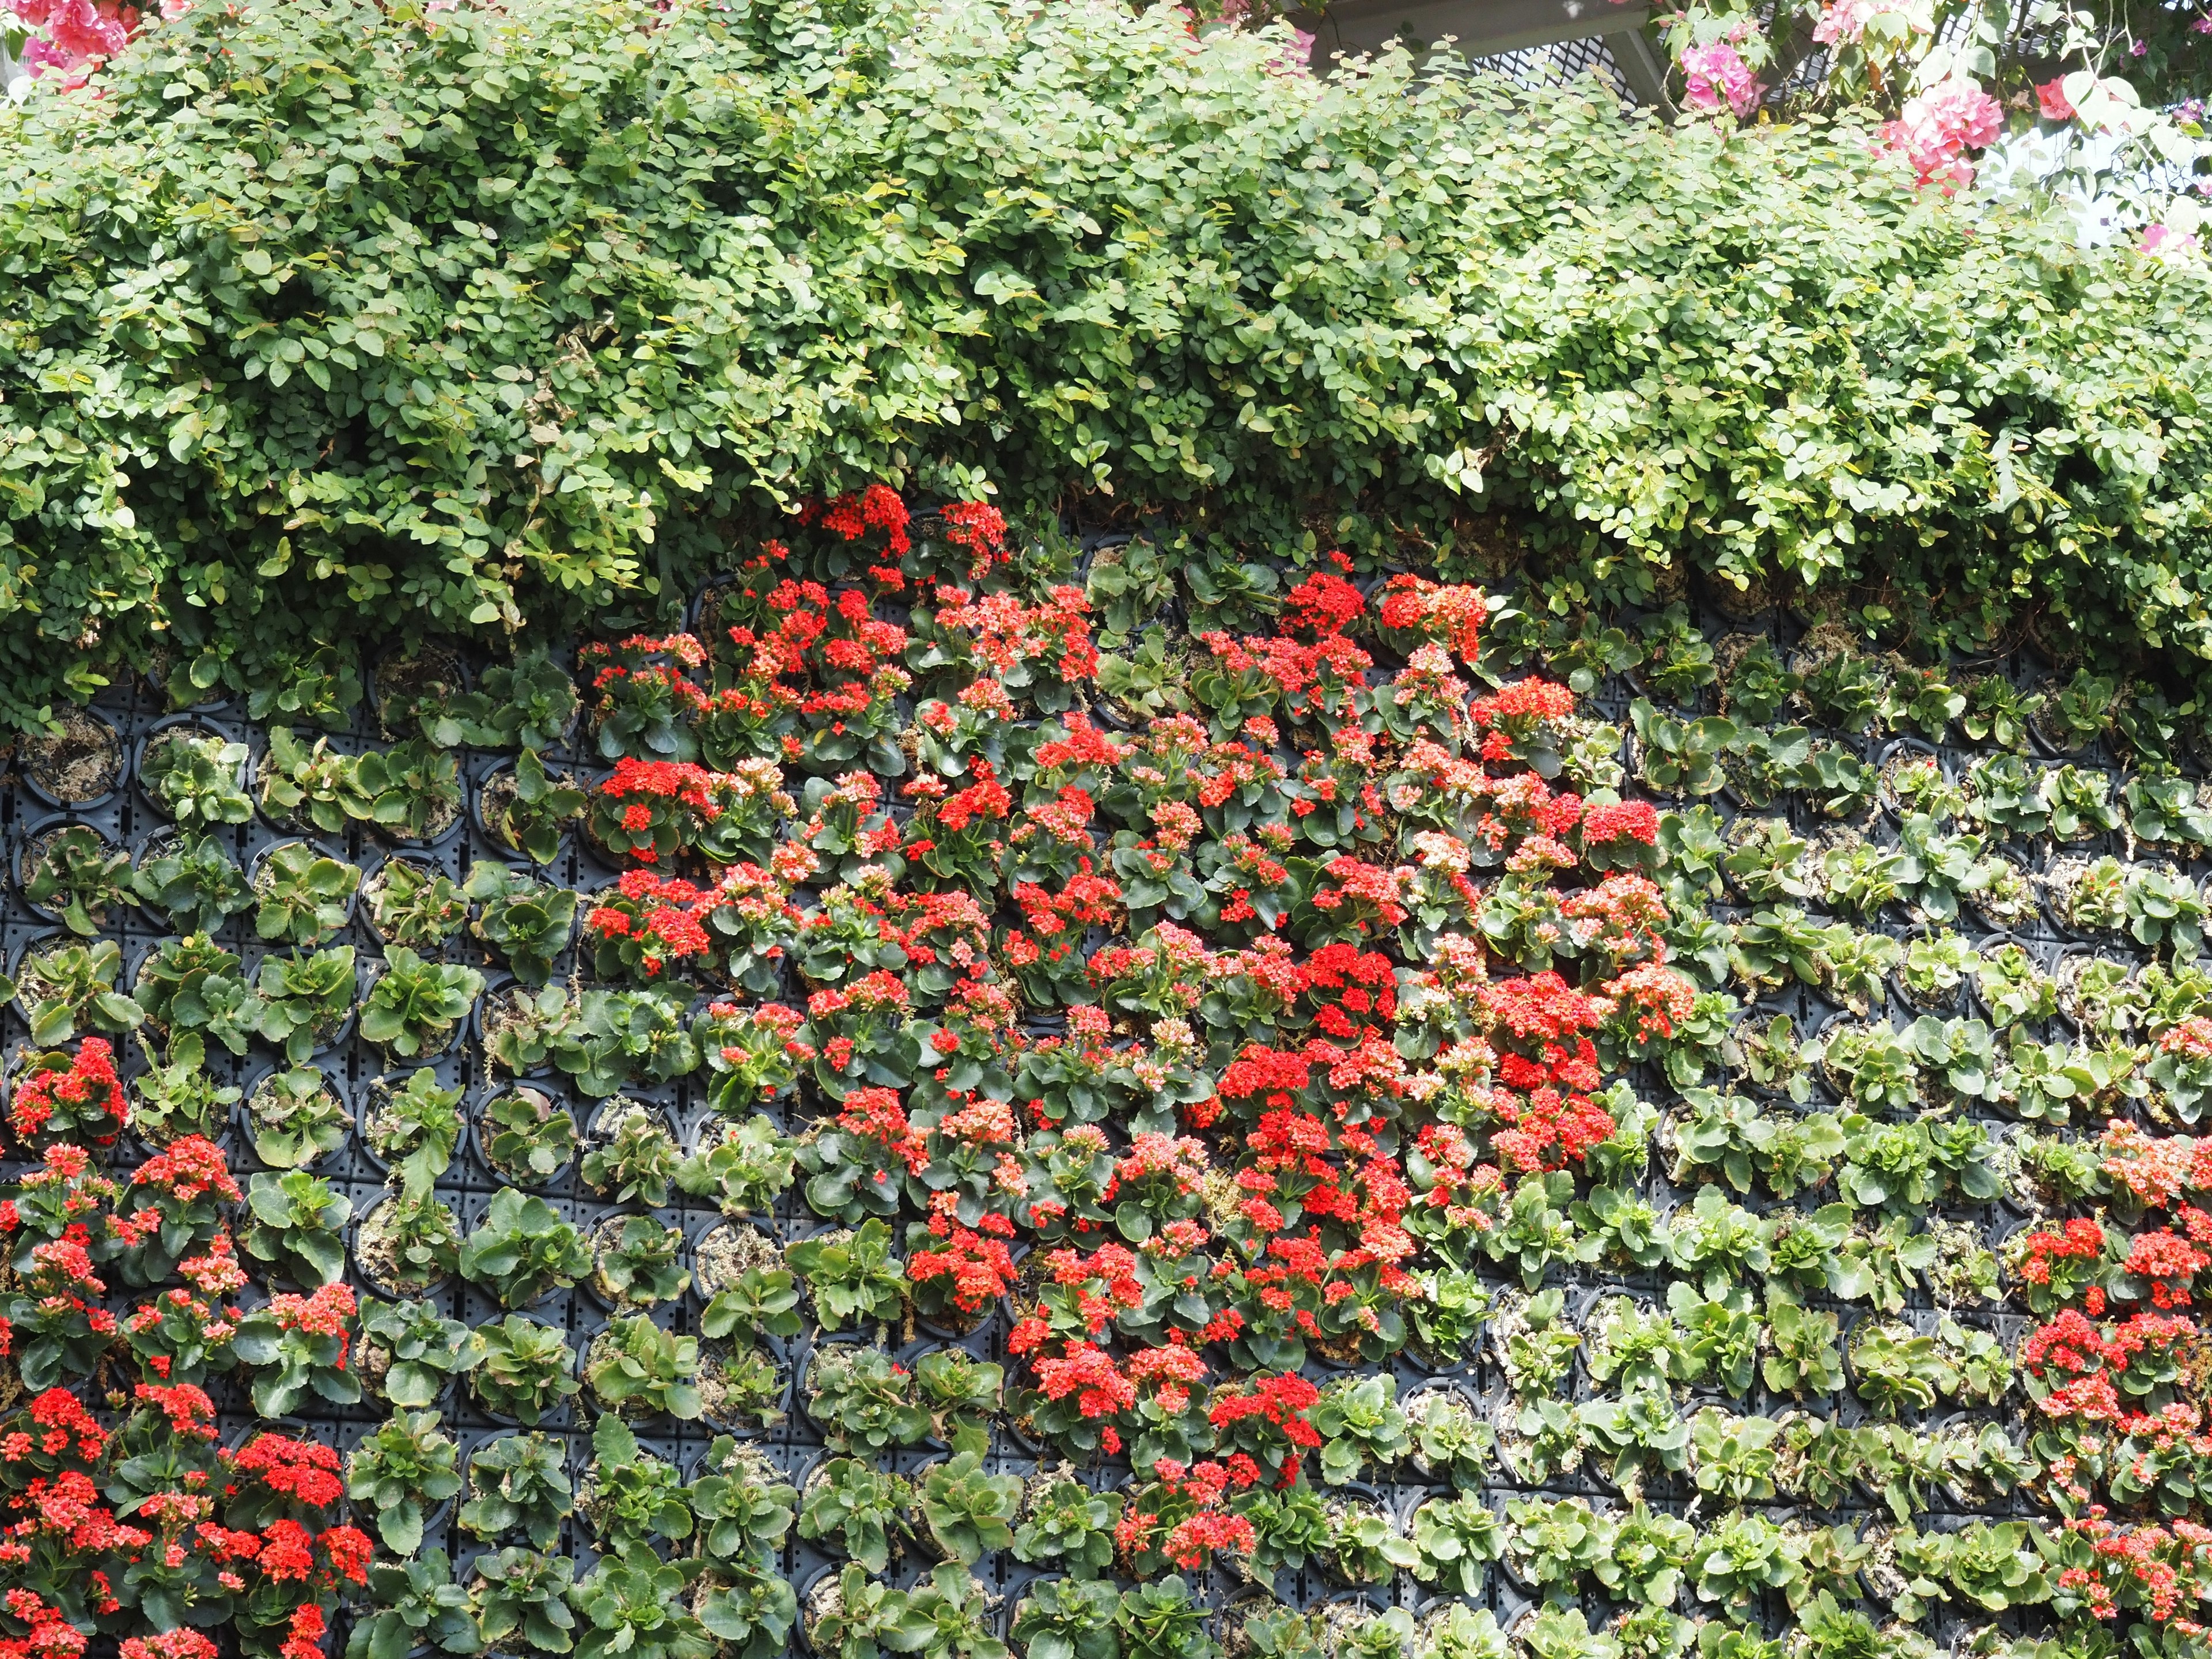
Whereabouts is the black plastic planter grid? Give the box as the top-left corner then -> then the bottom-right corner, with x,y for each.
0,587 -> 2168,1654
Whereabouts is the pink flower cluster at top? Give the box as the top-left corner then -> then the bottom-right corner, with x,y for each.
6,0 -> 137,82
1874,81 -> 2005,188
1681,40 -> 1762,116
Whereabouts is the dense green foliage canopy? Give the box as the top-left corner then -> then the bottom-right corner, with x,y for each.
0,0 -> 2209,728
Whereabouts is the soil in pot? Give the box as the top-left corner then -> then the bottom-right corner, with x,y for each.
694,1219 -> 781,1301
22,709 -> 120,802
357,1195 -> 460,1297
20,825 -> 127,929
375,645 -> 469,740
698,1340 -> 787,1433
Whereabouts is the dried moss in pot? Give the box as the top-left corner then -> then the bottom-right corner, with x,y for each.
693,1218 -> 781,1300
20,825 -> 132,935
356,1189 -> 462,1296
21,708 -> 121,804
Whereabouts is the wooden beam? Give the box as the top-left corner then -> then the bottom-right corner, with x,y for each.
1303,0 -> 1652,60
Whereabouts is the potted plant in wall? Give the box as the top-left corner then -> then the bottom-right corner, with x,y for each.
473,1314 -> 582,1426
240,1169 -> 351,1286
366,855 -> 469,951
474,1548 -> 579,1657
133,831 -> 252,935
577,1415 -> 694,1555
358,736 -> 466,841
244,1065 -> 349,1169
581,1099 -> 682,1207
805,1344 -> 934,1454
569,1547 -> 716,1659
251,842 -> 361,946
786,1218 -> 908,1333
799,1454 -> 912,1573
141,727 -> 252,827
130,1050 -> 242,1145
479,749 -> 588,866
257,726 -> 372,832
348,1550 -> 482,1659
20,823 -> 134,935
590,1213 -> 692,1308
468,862 -> 579,986
476,1086 -> 579,1186
359,1296 -> 482,1407
16,938 -> 143,1045
134,933 -> 260,1059
361,1066 -> 467,1191
459,1189 -> 593,1308
584,1313 -> 703,1420
346,1407 -> 464,1555
362,947 -> 483,1057
356,1187 -> 463,1296
461,1430 -> 576,1551
678,1113 -> 800,1217
916,1451 -> 1022,1566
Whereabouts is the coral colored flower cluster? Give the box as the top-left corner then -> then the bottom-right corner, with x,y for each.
7,1040 -> 127,1150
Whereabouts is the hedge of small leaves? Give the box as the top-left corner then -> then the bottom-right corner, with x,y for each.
1,0 -> 2211,733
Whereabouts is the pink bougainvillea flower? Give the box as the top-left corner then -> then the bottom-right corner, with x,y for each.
1681,40 -> 1762,116
1875,80 -> 2003,187
2142,222 -> 2201,259
1813,0 -> 1881,44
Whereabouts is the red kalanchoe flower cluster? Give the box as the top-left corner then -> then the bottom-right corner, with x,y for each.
8,1040 -> 127,1150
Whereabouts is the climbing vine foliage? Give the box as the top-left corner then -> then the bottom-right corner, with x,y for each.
0,0 -> 2209,732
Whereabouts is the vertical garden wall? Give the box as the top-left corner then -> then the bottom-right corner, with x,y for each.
7,489 -> 2212,1659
